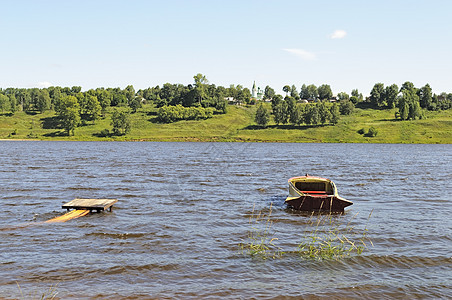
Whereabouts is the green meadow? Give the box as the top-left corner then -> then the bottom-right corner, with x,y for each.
1,104 -> 451,143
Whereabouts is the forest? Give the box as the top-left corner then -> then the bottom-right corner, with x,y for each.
0,74 -> 451,138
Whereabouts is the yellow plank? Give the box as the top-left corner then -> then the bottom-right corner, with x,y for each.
45,209 -> 89,223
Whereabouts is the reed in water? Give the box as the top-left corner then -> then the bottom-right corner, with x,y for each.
239,203 -> 284,259
240,204 -> 373,260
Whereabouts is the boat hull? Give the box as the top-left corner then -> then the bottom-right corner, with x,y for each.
285,195 -> 352,212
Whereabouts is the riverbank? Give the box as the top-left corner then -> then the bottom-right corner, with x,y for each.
1,105 -> 451,143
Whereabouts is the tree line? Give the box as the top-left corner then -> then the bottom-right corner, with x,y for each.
255,81 -> 451,126
369,81 -> 452,120
254,96 -> 355,127
0,74 -> 234,134
1,75 -> 451,135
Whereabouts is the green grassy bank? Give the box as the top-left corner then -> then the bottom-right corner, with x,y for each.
1,104 -> 451,143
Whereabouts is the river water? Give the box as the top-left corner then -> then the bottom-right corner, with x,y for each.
0,141 -> 450,299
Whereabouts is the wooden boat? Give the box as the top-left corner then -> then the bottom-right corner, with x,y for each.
285,175 -> 353,212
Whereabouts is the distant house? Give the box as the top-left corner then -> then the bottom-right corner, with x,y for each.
225,96 -> 235,104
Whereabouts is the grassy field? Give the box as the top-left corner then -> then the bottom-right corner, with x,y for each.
1,104 -> 451,143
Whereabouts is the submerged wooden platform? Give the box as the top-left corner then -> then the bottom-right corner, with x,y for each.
62,198 -> 118,212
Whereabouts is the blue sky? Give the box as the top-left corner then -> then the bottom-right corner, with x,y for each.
1,0 -> 451,95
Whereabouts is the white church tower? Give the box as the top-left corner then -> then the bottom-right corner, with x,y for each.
252,81 -> 264,100
252,81 -> 257,98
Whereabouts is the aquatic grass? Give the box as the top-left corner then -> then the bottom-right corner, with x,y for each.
239,203 -> 284,259
295,210 -> 373,260
240,204 -> 373,261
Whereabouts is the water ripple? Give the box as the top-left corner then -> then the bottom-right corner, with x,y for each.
0,141 -> 450,299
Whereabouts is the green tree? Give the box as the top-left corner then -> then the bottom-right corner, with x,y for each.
255,103 -> 270,127
17,89 -> 30,111
306,84 -> 318,100
351,89 -> 363,102
409,100 -> 421,120
263,85 -> 275,100
350,96 -> 359,104
299,84 -> 308,99
330,103 -> 340,124
384,84 -> 399,108
124,85 -> 135,104
339,100 -> 354,115
76,92 -> 87,114
85,95 -> 101,122
129,96 -> 142,113
239,88 -> 252,105
36,89 -> 51,113
304,104 -> 320,125
273,99 -> 288,125
58,95 -> 81,135
8,94 -> 17,113
317,84 -> 332,100
337,92 -> 349,101
193,73 -> 208,104
318,102 -> 331,124
51,87 -> 64,112
290,85 -> 300,100
398,89 -> 420,120
399,100 -> 410,120
370,83 -> 385,107
286,97 -> 297,124
271,94 -> 283,110
111,110 -> 131,135
400,81 -> 415,93
112,92 -> 127,107
419,83 -> 432,109
282,85 -> 291,96
97,89 -> 112,115
0,94 -> 10,113
71,86 -> 82,94
291,103 -> 305,125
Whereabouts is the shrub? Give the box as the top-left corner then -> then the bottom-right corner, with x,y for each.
99,129 -> 110,137
339,100 -> 354,115
366,127 -> 378,137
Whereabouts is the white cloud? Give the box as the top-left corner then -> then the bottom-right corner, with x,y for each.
37,81 -> 52,88
330,30 -> 347,39
283,48 -> 316,61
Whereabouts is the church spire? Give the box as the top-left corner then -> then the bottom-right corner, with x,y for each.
252,81 -> 256,98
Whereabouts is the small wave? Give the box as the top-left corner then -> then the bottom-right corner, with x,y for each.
27,166 -> 42,170
349,254 -> 452,269
85,232 -> 148,239
234,173 -> 252,177
67,186 -> 101,191
299,283 -> 452,300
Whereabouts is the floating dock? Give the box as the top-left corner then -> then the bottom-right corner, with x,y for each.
62,198 -> 118,213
